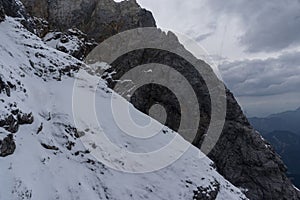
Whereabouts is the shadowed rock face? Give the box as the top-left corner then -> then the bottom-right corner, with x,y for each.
0,0 -> 4,21
0,134 -> 16,157
2,0 -> 300,199
0,0 -> 35,31
21,0 -> 156,42
102,37 -> 300,199
208,93 -> 299,200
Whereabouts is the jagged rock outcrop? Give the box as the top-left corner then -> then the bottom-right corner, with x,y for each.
2,0 -> 299,199
0,134 -> 16,157
209,91 -> 300,200
0,111 -> 34,156
98,33 -> 300,199
21,0 -> 156,42
43,28 -> 98,60
20,0 -> 155,58
0,76 -> 13,97
0,16 -> 248,199
0,0 -> 35,31
193,180 -> 220,200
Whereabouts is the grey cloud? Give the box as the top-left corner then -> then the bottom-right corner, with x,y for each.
137,0 -> 300,116
208,0 -> 300,52
138,0 -> 300,52
219,51 -> 300,97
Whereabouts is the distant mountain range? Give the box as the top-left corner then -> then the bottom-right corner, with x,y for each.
249,108 -> 300,188
250,107 -> 300,134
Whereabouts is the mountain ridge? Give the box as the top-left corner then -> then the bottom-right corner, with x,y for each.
0,16 -> 247,200
249,107 -> 300,135
249,108 -> 300,189
1,0 -> 300,199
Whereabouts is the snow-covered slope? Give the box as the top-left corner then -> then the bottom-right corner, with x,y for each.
0,18 -> 247,200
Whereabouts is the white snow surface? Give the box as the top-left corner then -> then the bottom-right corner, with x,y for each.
0,18 -> 248,200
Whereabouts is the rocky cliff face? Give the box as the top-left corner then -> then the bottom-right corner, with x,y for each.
1,0 -> 300,199
0,0 -> 36,32
209,92 -> 300,200
102,42 -> 300,200
0,15 -> 248,200
21,0 -> 156,42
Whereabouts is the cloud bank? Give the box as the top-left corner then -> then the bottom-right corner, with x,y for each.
137,0 -> 300,116
219,51 -> 300,116
208,0 -> 300,52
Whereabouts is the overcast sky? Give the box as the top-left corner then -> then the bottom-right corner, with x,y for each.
133,0 -> 300,117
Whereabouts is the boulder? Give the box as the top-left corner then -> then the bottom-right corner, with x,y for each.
0,134 -> 16,157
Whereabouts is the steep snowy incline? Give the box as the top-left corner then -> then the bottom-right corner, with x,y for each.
0,18 -> 247,200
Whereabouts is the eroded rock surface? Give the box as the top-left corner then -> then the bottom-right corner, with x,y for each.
1,0 -> 299,199
43,28 -> 97,60
0,134 -> 16,157
0,0 -> 35,31
21,0 -> 156,42
102,32 -> 300,200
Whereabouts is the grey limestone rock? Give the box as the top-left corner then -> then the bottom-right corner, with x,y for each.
0,134 -> 16,157
21,0 -> 156,42
102,31 -> 300,200
4,0 -> 300,199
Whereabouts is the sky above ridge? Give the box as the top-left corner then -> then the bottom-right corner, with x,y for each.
116,0 -> 300,117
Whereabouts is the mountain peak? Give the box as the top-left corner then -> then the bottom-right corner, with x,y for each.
1,0 -> 299,199
0,17 -> 247,200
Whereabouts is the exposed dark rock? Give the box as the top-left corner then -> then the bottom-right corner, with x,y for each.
32,17 -> 49,37
0,77 -> 9,97
101,31 -> 300,200
21,0 -> 156,42
0,112 -> 34,133
74,130 -> 85,139
74,149 -> 90,156
255,130 -> 300,188
64,124 -> 82,139
11,109 -> 20,115
0,114 -> 19,133
13,0 -> 156,59
65,141 -> 75,151
37,123 -> 43,134
131,83 -> 181,132
43,28 -> 98,60
1,0 -> 27,18
0,0 -> 35,32
0,134 -> 16,157
0,76 -> 17,97
41,143 -> 59,151
0,0 -> 51,37
0,0 -> 5,22
17,112 -> 34,125
193,181 -> 220,200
